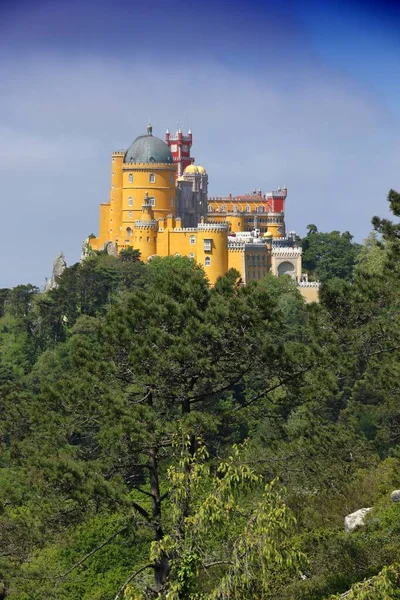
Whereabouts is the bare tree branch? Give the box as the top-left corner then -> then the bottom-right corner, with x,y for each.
113,563 -> 154,600
202,560 -> 233,569
132,502 -> 151,521
53,526 -> 128,580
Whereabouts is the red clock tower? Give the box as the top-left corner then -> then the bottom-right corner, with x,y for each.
165,127 -> 195,177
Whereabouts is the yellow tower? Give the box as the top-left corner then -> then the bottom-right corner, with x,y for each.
196,221 -> 229,284
132,193 -> 158,261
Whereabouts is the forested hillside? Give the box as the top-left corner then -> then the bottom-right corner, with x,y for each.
1,193 -> 400,599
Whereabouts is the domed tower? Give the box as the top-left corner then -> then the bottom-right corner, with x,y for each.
90,124 -> 177,253
122,124 -> 177,226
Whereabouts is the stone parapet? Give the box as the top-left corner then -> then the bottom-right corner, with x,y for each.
297,281 -> 320,288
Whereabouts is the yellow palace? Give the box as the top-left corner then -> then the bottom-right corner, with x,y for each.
89,124 -> 319,302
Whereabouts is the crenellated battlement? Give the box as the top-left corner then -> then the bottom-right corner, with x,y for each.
297,281 -> 320,288
122,162 -> 175,170
228,241 -> 246,250
172,227 -> 198,233
134,220 -> 158,228
272,247 -> 302,256
197,222 -> 229,232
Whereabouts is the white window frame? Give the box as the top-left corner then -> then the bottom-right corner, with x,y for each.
204,239 -> 212,252
126,227 -> 132,236
128,196 -> 133,206
149,173 -> 156,183
128,173 -> 133,183
204,256 -> 211,267
189,235 -> 196,245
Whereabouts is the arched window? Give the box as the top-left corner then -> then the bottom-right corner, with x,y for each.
128,196 -> 133,206
246,205 -> 250,212
208,204 -> 212,212
149,173 -> 155,183
190,235 -> 196,245
221,204 -> 226,212
277,261 -> 295,277
128,211 -> 132,218
204,256 -> 211,267
128,173 -> 133,183
189,252 -> 195,259
126,227 -> 132,236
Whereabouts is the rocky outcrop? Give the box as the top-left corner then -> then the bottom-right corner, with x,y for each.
391,490 -> 400,502
44,252 -> 67,292
344,507 -> 372,533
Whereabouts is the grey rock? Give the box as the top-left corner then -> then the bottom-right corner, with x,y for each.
391,490 -> 400,502
80,238 -> 94,262
344,507 -> 372,533
45,252 -> 67,292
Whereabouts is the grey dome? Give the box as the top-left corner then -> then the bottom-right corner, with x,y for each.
124,126 -> 173,164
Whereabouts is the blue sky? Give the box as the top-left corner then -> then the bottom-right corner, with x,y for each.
0,0 -> 399,287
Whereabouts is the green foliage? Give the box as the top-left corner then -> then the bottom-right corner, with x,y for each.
300,229 -> 361,282
2,193 -> 400,599
127,438 -> 305,600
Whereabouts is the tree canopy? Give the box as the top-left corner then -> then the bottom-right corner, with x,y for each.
1,193 -> 400,598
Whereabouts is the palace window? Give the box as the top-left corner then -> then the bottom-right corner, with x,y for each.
128,211 -> 132,218
190,235 -> 196,245
204,239 -> 212,252
148,197 -> 155,206
246,205 -> 250,212
189,252 -> 195,259
126,227 -> 132,236
221,204 -> 226,212
128,173 -> 133,183
128,196 -> 133,206
204,256 -> 211,267
149,173 -> 156,183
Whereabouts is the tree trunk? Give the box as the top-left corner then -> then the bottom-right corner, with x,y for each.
149,446 -> 170,592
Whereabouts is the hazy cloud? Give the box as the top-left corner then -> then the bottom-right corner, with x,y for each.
0,49 -> 398,287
